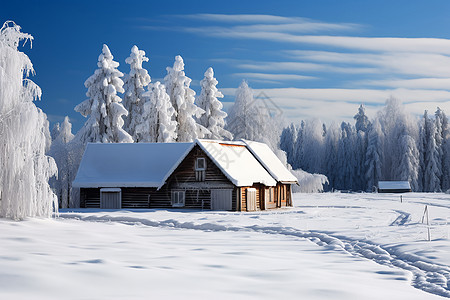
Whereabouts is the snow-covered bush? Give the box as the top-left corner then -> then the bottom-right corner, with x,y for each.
291,169 -> 328,193
0,21 -> 58,219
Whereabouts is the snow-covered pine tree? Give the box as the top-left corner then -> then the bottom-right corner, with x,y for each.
227,80 -> 281,149
365,120 -> 383,192
280,123 -> 298,167
74,44 -> 133,144
135,81 -> 177,142
197,67 -> 232,140
51,122 -> 60,141
354,104 -> 371,133
420,111 -> 441,192
435,107 -> 448,190
322,123 -> 340,190
291,121 -> 305,169
164,55 -> 208,142
48,116 -> 74,208
123,45 -> 151,141
226,81 -> 258,141
0,21 -> 58,219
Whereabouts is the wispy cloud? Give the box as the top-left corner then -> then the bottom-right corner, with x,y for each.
180,14 -> 360,31
233,72 -> 316,82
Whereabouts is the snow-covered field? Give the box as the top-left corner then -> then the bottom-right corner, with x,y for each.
1,193 -> 449,299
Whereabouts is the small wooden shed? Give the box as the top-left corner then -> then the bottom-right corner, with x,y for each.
72,139 -> 298,211
378,181 -> 411,193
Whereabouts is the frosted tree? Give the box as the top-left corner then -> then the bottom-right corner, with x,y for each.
227,80 -> 281,149
197,67 -> 232,140
227,81 -> 259,141
51,122 -> 60,141
365,120 -> 383,191
354,104 -> 370,133
322,123 -> 340,189
74,44 -> 133,145
280,123 -> 298,166
123,45 -> 151,141
48,116 -> 74,208
435,107 -> 449,190
135,81 -> 177,142
0,21 -> 58,219
335,122 -> 357,190
420,111 -> 441,192
300,119 -> 325,174
377,97 -> 419,185
164,55 -> 208,142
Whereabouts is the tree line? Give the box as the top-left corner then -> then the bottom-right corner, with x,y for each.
280,98 -> 450,192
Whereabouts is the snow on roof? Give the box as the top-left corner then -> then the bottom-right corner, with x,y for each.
72,142 -> 194,188
378,181 -> 411,190
73,139 -> 295,189
196,139 -> 277,187
241,139 -> 298,183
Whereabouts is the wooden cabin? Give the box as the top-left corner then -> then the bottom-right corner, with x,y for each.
72,139 -> 298,211
378,181 -> 411,193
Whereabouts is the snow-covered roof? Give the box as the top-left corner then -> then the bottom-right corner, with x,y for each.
73,139 -> 296,189
378,181 -> 411,190
242,139 -> 298,183
197,139 -> 277,187
72,142 -> 194,188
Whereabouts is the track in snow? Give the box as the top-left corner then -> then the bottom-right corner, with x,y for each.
60,213 -> 450,298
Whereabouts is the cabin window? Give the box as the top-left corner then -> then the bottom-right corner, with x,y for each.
195,157 -> 206,181
171,190 -> 185,207
195,157 -> 206,171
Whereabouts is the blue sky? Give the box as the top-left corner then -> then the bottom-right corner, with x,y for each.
4,0 -> 450,131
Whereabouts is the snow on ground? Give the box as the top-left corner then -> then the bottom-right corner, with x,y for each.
0,193 -> 449,299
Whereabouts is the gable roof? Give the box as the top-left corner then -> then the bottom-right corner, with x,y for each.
72,142 -> 194,188
196,139 -> 277,187
73,139 -> 296,189
241,139 -> 298,183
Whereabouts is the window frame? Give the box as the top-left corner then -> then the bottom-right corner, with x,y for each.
171,190 -> 185,207
195,157 -> 206,171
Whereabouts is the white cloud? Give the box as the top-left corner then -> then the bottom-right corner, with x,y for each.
358,78 -> 450,89
237,61 -> 379,74
181,14 -> 359,31
232,72 -> 316,81
285,50 -> 450,78
221,87 -> 450,124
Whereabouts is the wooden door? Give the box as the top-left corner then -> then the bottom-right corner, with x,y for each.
211,189 -> 232,211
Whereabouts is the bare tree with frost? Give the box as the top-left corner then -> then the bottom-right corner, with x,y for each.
164,55 -> 208,142
123,45 -> 151,141
48,116 -> 74,208
74,44 -> 133,144
0,21 -> 58,219
135,81 -> 177,142
197,67 -> 232,140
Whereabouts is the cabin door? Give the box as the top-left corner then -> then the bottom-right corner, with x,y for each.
211,189 -> 232,211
